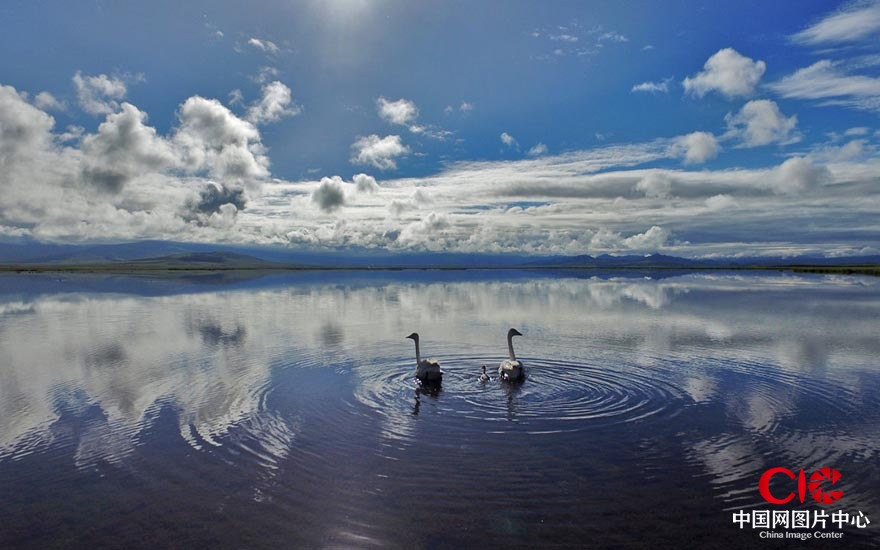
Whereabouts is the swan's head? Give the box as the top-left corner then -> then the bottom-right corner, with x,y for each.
406,332 -> 419,341
508,328 -> 523,338
481,365 -> 487,373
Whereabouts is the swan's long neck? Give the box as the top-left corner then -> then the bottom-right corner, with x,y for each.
507,334 -> 517,361
413,338 -> 422,365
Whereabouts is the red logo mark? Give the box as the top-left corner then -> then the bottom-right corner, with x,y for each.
759,467 -> 844,505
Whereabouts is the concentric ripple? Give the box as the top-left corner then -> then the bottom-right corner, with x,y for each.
352,354 -> 689,435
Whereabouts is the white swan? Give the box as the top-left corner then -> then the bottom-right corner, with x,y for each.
498,328 -> 524,382
406,332 -> 443,382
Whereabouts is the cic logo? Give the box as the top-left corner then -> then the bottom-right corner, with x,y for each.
759,467 -> 844,505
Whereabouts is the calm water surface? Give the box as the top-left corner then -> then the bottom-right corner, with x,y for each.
0,270 -> 878,548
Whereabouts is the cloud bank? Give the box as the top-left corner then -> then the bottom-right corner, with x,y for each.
0,70 -> 878,259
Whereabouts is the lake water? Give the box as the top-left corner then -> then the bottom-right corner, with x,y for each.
0,270 -> 878,548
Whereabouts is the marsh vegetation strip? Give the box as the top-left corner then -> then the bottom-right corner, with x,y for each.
0,271 -> 878,547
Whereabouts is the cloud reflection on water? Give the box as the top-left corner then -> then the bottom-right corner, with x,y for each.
0,272 -> 877,508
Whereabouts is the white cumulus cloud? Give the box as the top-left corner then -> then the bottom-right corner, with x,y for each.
376,97 -> 447,139
73,72 -> 128,115
671,131 -> 720,164
34,91 -> 65,111
772,157 -> 831,195
724,99 -> 800,147
245,81 -> 300,125
174,95 -> 269,184
311,176 -> 346,212
351,134 -> 410,170
81,102 -> 179,192
353,173 -> 379,193
623,226 -> 669,250
590,226 -> 670,252
636,172 -> 674,198
0,81 -> 287,244
377,97 -> 419,126
0,85 -> 55,165
683,48 -> 766,99
397,212 -> 450,246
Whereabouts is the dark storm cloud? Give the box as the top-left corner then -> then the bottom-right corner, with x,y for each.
192,182 -> 247,214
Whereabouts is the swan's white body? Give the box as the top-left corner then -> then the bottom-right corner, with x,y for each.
498,328 -> 524,382
407,333 -> 443,382
498,359 -> 523,381
417,358 -> 443,382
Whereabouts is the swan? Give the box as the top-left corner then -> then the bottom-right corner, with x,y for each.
406,332 -> 443,383
479,365 -> 490,382
498,328 -> 524,382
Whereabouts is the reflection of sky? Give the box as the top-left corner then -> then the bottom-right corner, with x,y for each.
0,272 -> 878,501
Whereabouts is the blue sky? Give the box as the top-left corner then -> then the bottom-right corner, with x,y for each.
0,0 -> 879,257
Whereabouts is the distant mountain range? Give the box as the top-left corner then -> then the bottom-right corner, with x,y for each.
526,252 -> 880,268
128,252 -> 286,269
0,240 -> 536,268
0,240 -> 878,269
527,253 -> 704,268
